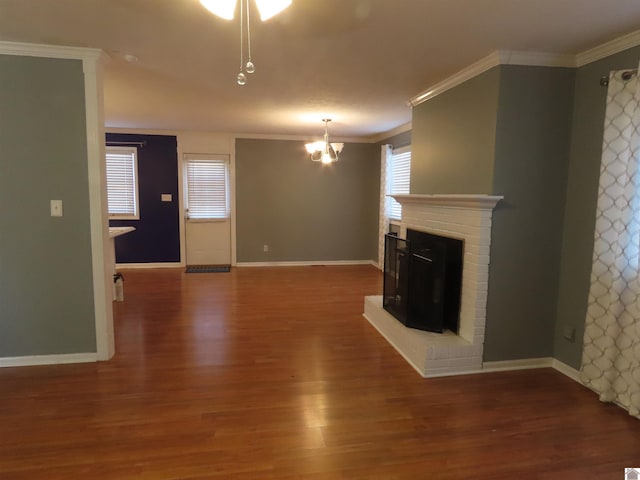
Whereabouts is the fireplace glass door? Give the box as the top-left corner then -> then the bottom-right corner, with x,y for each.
383,234 -> 409,324
383,232 -> 462,334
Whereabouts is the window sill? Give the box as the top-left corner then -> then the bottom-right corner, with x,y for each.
186,217 -> 229,223
109,215 -> 140,221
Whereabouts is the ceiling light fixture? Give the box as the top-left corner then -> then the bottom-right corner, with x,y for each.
305,119 -> 344,164
200,0 -> 292,85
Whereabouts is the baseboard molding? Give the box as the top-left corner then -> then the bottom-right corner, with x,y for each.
116,262 -> 183,269
0,353 -> 98,368
482,357 -> 582,384
482,357 -> 554,372
551,358 -> 582,383
236,260 -> 376,267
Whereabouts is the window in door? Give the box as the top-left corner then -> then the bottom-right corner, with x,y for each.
184,154 -> 230,220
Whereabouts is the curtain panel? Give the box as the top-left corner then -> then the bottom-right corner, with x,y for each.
378,144 -> 393,269
581,65 -> 640,419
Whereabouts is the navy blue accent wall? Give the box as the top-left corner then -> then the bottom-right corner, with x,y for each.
107,133 -> 180,263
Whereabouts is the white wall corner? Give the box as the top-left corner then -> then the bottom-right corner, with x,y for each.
83,54 -> 114,361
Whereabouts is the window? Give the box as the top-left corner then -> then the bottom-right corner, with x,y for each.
389,146 -> 411,220
184,154 -> 229,220
105,146 -> 139,219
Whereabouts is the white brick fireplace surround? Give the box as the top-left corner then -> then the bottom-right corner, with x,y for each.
364,194 -> 503,377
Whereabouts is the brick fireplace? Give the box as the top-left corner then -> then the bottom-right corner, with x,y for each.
363,194 -> 502,377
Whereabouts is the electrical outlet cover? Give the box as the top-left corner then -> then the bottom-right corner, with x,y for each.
50,199 -> 63,217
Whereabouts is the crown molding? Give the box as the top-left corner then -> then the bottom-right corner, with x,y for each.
498,50 -> 576,68
408,51 -> 501,107
106,127 -> 367,144
409,28 -> 640,108
369,121 -> 412,143
0,40 -> 103,61
409,50 -> 576,107
234,132 -> 365,143
575,28 -> 640,67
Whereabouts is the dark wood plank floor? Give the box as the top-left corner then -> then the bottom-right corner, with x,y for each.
0,266 -> 638,479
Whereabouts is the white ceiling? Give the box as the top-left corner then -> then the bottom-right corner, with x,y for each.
1,0 -> 640,139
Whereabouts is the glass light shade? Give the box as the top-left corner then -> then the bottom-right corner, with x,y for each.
254,0 -> 292,20
321,152 -> 332,164
331,143 -> 344,154
199,0 -> 236,19
305,141 -> 323,154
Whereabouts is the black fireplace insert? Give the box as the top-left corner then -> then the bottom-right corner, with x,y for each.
383,230 -> 463,333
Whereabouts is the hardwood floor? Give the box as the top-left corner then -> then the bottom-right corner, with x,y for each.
0,266 -> 638,479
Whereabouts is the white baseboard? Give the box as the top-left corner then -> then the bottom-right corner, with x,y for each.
236,260 -> 376,267
116,262 -> 183,269
482,357 -> 582,384
482,357 -> 554,372
551,358 -> 582,383
0,353 -> 98,368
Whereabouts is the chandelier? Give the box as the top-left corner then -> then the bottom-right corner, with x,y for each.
199,0 -> 292,85
305,119 -> 344,164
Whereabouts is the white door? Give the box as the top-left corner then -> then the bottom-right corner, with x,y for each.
184,153 -> 231,266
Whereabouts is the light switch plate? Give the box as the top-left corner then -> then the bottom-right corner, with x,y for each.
50,199 -> 63,217
161,194 -> 172,202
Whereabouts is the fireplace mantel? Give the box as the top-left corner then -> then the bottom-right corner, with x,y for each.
364,193 -> 503,377
391,194 -> 503,210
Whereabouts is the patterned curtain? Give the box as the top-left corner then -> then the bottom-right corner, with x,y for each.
378,145 -> 393,269
581,66 -> 640,419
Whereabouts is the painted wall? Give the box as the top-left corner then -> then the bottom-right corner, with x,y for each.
235,139 -> 380,262
107,133 -> 180,264
411,68 -> 501,194
378,130 -> 411,149
0,55 -> 96,356
409,64 -> 575,363
485,65 -> 575,361
554,46 -> 640,369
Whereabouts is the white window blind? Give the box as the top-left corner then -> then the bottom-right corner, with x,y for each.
105,146 -> 139,219
389,147 -> 411,220
185,156 -> 229,220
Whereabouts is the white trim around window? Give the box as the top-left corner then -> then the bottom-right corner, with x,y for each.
389,145 -> 411,221
105,146 -> 140,220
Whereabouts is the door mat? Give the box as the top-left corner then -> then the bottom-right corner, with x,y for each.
186,265 -> 231,273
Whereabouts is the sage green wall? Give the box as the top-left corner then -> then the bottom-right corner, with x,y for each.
484,66 -> 575,361
0,55 -> 96,357
236,139 -> 380,262
378,130 -> 411,149
411,68 -> 500,194
554,46 -> 640,369
409,64 -> 575,363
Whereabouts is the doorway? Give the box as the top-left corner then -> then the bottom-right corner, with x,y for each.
183,153 -> 232,266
